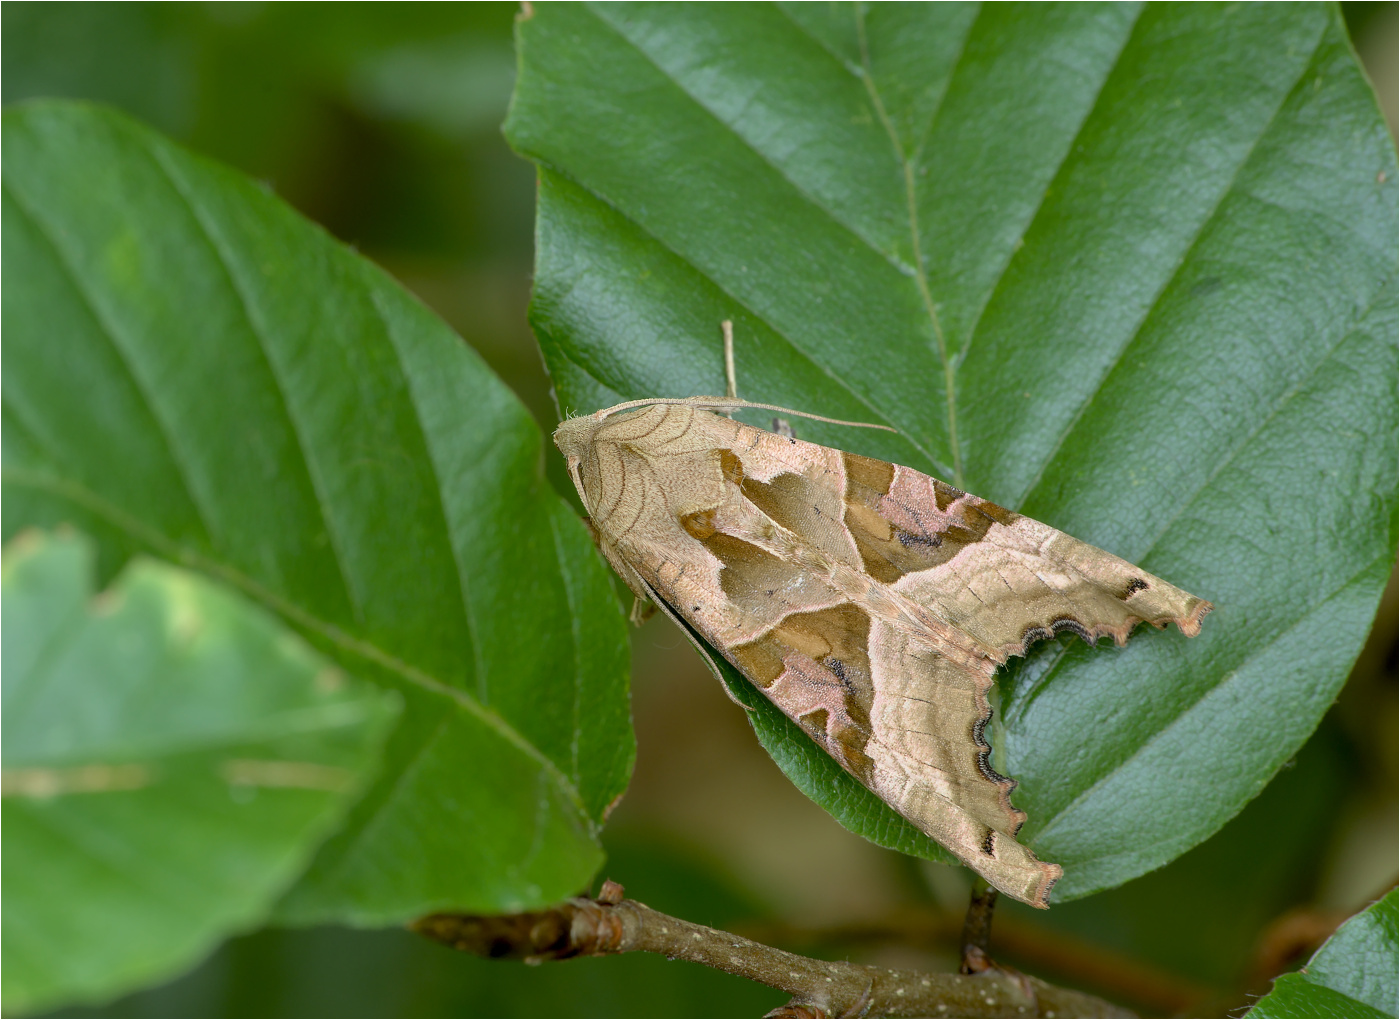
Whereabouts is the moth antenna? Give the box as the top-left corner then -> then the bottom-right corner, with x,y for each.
721,320 -> 738,407
592,396 -> 898,433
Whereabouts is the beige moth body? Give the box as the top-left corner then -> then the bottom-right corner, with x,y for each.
554,400 -> 1212,908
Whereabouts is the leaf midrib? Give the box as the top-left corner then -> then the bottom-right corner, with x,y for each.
6,700 -> 380,770
585,2 -> 918,277
568,5 -> 949,474
5,117 -> 590,819
535,176 -> 947,472
2,466 -> 593,822
855,2 -> 965,485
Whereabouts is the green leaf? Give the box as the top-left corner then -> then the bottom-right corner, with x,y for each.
1247,889 -> 1398,1018
1,529 -> 395,1014
2,100 -> 633,924
506,3 -> 1397,898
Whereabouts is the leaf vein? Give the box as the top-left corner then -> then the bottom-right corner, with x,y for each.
0,180 -> 218,547
1034,550 -> 1388,847
1014,20 -> 1330,508
0,467 -> 592,820
1136,282 -> 1393,564
768,4 -> 861,77
304,711 -> 455,891
855,4 -> 963,485
586,3 -> 919,279
139,138 -> 367,627
907,3 -> 983,165
362,281 -> 489,703
547,509 -> 585,789
954,3 -> 1146,368
532,162 -> 948,473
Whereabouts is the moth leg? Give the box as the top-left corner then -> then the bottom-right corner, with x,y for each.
582,521 -> 658,628
593,532 -> 655,625
630,597 -> 657,627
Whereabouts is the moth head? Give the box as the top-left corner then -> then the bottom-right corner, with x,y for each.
552,414 -> 602,508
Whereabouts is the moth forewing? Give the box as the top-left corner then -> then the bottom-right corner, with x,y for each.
554,401 -> 1212,908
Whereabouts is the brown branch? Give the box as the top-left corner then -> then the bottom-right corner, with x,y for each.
412,882 -> 1133,1018
961,877 -> 1000,974
737,908 -> 1212,1015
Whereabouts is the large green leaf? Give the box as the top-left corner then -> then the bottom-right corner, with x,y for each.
1247,889 -> 1398,1018
2,530 -> 394,1013
506,3 -> 1397,899
2,101 -> 633,924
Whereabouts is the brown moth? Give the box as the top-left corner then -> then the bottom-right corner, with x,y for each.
554,362 -> 1211,908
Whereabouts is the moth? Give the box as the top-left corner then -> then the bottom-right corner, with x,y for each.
554,335 -> 1211,908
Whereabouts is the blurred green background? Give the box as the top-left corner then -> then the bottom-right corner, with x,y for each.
5,3 -> 1395,1016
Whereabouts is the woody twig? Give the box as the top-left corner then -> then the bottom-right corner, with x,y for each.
960,877 -> 1001,974
412,881 -> 1133,1019
736,910 -> 1210,1016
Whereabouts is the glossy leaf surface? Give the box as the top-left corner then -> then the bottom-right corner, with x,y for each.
1247,889 -> 1398,1019
2,101 -> 633,924
507,2 -> 1398,898
2,530 -> 393,1013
